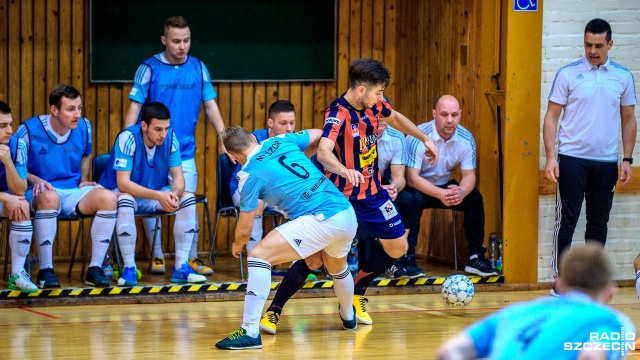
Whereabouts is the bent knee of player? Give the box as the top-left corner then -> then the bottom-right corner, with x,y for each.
381,237 -> 408,259
305,253 -> 325,270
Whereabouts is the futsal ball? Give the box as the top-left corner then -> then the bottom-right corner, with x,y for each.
441,274 -> 474,307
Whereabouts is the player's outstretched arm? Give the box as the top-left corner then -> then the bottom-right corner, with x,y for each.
124,101 -> 143,128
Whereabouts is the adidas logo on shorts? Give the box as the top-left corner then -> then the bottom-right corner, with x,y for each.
294,239 -> 302,247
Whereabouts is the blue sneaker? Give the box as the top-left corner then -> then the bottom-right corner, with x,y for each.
215,327 -> 262,350
117,266 -> 138,286
171,263 -> 207,283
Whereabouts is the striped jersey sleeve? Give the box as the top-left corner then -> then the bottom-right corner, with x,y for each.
113,131 -> 136,171
15,138 -> 28,180
169,132 -> 182,167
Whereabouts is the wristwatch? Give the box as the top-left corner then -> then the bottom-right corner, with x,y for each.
622,157 -> 633,164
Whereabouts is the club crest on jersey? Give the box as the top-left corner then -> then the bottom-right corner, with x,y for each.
379,200 -> 398,221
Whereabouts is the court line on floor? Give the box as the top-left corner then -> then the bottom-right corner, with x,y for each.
19,307 -> 59,319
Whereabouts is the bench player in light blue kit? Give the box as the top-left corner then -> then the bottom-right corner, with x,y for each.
100,102 -> 206,286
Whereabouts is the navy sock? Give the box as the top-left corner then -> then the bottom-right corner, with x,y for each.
267,260 -> 312,315
354,245 -> 396,296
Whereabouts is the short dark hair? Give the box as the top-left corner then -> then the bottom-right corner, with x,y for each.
585,18 -> 612,42
348,58 -> 391,90
141,102 -> 171,125
221,126 -> 254,154
0,101 -> 11,115
164,16 -> 189,35
49,84 -> 81,109
560,243 -> 612,298
268,100 -> 295,119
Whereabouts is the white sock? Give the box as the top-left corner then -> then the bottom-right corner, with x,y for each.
173,194 -> 196,267
116,196 -> 137,268
34,210 -> 58,270
9,221 -> 33,275
89,210 -> 117,268
251,216 -> 263,241
241,257 -> 271,337
636,270 -> 640,299
188,216 -> 200,260
330,264 -> 355,320
143,217 -> 163,259
245,216 -> 263,252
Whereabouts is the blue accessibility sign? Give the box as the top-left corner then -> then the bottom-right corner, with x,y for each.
514,0 -> 538,11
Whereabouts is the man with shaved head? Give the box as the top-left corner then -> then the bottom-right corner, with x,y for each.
395,95 -> 496,277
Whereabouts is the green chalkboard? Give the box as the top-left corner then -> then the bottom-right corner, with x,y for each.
90,0 -> 336,82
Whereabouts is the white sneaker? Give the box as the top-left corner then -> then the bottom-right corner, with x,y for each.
9,269 -> 38,293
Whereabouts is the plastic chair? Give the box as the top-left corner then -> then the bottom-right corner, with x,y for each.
208,154 -> 242,280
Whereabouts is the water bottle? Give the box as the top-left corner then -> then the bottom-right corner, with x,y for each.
102,253 -> 114,278
495,239 -> 503,275
488,236 -> 496,270
347,238 -> 359,277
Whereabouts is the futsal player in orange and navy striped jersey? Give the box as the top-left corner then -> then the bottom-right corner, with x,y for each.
256,59 -> 439,334
322,96 -> 391,200
316,58 -> 438,325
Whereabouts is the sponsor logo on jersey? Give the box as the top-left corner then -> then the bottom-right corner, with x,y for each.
39,146 -> 47,155
325,117 -> 341,126
114,158 -> 128,168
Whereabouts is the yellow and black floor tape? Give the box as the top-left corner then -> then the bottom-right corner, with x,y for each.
0,275 -> 503,299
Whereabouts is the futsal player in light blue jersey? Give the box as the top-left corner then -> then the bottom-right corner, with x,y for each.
99,102 -> 205,286
229,100 -> 296,252
0,101 -> 37,292
17,84 -> 117,288
124,16 -> 226,276
438,243 -> 634,360
215,126 -> 358,350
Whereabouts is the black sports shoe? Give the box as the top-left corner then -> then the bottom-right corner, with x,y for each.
86,266 -> 111,287
464,255 -> 498,277
36,268 -> 60,289
387,260 -> 409,279
339,305 -> 357,330
405,254 -> 425,279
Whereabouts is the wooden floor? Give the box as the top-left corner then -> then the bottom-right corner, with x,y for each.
1,288 -> 640,359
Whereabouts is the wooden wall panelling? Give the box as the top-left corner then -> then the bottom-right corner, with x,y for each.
289,82 -> 302,127
45,0 -> 59,114
383,0 -> 396,103
20,0 -> 33,119
336,0 -> 350,97
301,83 -> 314,131
58,0 -> 71,86
312,82 -> 326,129
349,0 -> 362,61
360,0 -> 372,60
7,0 -> 19,118
253,83 -> 266,130
0,0 -> 6,101
265,83 -> 279,122
33,1 -> 46,114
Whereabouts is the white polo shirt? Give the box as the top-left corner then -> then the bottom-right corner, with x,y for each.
377,125 -> 406,177
405,120 -> 476,186
549,56 -> 636,162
